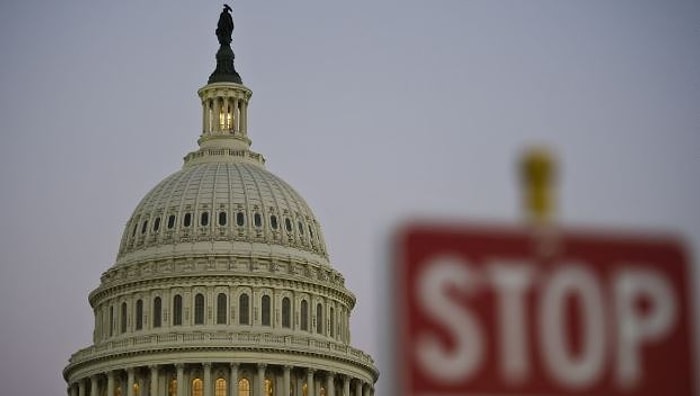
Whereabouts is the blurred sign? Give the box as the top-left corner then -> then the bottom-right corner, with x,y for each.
395,222 -> 696,396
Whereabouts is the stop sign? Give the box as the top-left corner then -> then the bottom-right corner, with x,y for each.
394,222 -> 697,396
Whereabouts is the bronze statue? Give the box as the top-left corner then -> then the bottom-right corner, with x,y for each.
216,4 -> 234,45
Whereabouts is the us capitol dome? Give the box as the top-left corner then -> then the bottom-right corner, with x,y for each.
63,6 -> 378,396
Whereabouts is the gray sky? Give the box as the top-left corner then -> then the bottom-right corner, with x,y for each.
0,1 -> 698,395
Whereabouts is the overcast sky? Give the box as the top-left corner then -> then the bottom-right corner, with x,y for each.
0,1 -> 698,395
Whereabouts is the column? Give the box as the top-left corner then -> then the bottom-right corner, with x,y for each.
232,98 -> 239,134
150,366 -> 159,396
325,373 -> 335,396
127,368 -> 135,396
107,372 -> 115,396
305,369 -> 314,396
202,99 -> 209,134
240,101 -> 247,136
256,364 -> 266,396
78,379 -> 86,396
282,366 -> 291,396
229,363 -> 239,396
176,364 -> 185,396
354,381 -> 362,396
342,376 -> 349,396
91,376 -> 99,396
222,97 -> 230,131
213,98 -> 221,132
362,384 -> 370,396
69,383 -> 77,396
203,363 -> 212,396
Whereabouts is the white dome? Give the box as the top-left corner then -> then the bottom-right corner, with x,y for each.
116,161 -> 329,267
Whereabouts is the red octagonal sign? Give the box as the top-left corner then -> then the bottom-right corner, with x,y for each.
395,222 -> 697,396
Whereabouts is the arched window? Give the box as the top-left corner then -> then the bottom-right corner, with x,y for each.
167,214 -> 176,229
141,220 -> 148,234
168,379 -> 177,396
238,378 -> 250,396
330,307 -> 335,337
264,378 -> 273,396
320,386 -> 326,396
270,215 -> 278,230
109,306 -> 114,336
300,300 -> 309,331
153,297 -> 162,328
173,295 -> 183,326
120,302 -> 128,333
192,378 -> 203,396
282,297 -> 291,328
135,299 -> 143,330
316,303 -> 323,334
215,378 -> 227,396
200,212 -> 209,226
254,213 -> 262,227
302,383 -> 308,396
183,213 -> 192,227
133,383 -> 140,396
236,212 -> 245,226
194,293 -> 205,325
261,295 -> 271,326
217,293 -> 227,324
115,385 -> 123,396
285,218 -> 292,232
239,294 -> 249,325
218,212 -> 227,226
153,217 -> 161,232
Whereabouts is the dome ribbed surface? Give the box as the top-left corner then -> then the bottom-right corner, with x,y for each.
117,161 -> 328,265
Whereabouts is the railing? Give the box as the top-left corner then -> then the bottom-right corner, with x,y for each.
69,331 -> 375,367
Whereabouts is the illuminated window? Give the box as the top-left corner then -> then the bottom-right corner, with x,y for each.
300,300 -> 308,331
133,383 -> 140,396
215,378 -> 227,396
302,383 -> 308,396
115,385 -> 122,396
238,378 -> 250,396
261,295 -> 271,326
316,303 -> 323,334
153,297 -> 162,328
282,297 -> 291,328
192,378 -> 203,396
320,386 -> 326,396
168,379 -> 177,396
173,295 -> 183,326
220,104 -> 233,131
218,212 -> 227,226
265,378 -> 273,396
330,307 -> 335,337
239,294 -> 249,325
121,302 -> 127,333
135,299 -> 143,330
194,293 -> 205,325
217,293 -> 227,324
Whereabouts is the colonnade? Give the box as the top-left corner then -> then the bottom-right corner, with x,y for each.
67,362 -> 374,396
202,96 -> 248,136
